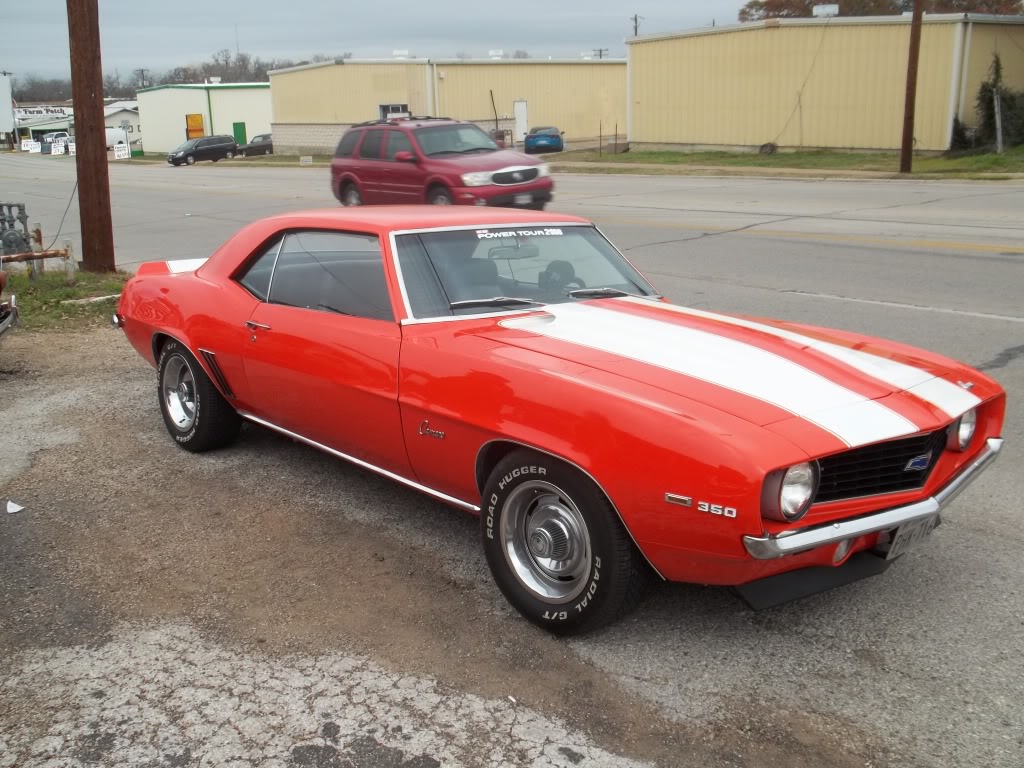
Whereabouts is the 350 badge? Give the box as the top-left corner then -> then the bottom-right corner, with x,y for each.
665,493 -> 738,519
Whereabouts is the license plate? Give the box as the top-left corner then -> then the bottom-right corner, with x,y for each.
886,515 -> 940,560
514,193 -> 532,205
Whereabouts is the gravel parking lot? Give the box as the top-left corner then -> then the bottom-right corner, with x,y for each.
2,157 -> 1022,767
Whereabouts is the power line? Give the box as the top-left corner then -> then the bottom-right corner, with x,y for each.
593,48 -> 609,60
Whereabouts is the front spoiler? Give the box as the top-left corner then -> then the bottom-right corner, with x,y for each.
743,437 -> 1004,560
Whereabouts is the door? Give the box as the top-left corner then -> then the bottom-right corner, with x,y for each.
353,129 -> 387,203
513,100 -> 528,146
240,230 -> 410,476
232,121 -> 247,145
380,130 -> 423,203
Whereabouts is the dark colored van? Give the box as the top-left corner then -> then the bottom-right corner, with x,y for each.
167,135 -> 238,166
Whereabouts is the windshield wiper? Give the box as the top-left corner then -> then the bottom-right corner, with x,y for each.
456,147 -> 496,153
567,288 -> 662,300
449,297 -> 543,310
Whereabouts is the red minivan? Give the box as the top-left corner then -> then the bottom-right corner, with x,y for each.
330,117 -> 554,209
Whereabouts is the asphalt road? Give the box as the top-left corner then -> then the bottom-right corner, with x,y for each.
1,152 -> 1023,767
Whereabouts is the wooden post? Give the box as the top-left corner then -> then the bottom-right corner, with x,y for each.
899,0 -> 924,174
66,0 -> 116,272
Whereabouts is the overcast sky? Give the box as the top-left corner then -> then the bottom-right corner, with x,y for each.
5,1 -> 746,78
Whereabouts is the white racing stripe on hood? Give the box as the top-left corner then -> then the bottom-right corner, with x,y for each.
167,258 -> 209,274
637,300 -> 982,419
502,303 -> 919,447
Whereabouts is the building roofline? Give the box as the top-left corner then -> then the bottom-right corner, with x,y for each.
626,13 -> 1024,45
269,57 -> 625,75
136,82 -> 270,93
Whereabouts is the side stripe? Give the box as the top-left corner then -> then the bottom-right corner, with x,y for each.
502,303 -> 919,448
631,299 -> 981,419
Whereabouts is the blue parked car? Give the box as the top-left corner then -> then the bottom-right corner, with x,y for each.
523,126 -> 564,154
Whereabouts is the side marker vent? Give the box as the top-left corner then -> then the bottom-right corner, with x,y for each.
198,349 -> 234,398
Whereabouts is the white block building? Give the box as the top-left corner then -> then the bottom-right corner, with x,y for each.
136,83 -> 271,153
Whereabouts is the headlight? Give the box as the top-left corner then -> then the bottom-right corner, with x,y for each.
780,462 -> 817,520
762,462 -> 819,522
461,171 -> 491,187
950,408 -> 977,451
175,151 -> 184,156
536,163 -> 550,177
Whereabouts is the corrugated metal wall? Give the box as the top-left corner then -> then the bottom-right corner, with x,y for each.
433,63 -> 626,139
959,22 -> 1024,126
271,63 -> 430,124
270,61 -> 625,140
628,20 -> 962,152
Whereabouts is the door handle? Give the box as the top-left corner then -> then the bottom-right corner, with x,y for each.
245,320 -> 271,331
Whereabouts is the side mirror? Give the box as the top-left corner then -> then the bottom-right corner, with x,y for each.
394,150 -> 416,163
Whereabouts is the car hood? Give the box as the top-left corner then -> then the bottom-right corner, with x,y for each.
426,149 -> 544,172
476,298 -> 994,455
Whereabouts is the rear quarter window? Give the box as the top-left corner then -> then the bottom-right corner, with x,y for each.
335,131 -> 360,158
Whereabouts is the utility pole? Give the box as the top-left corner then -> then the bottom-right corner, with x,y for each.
631,14 -> 644,36
67,0 -> 116,271
899,0 -> 924,174
134,68 -> 149,88
593,48 -> 609,60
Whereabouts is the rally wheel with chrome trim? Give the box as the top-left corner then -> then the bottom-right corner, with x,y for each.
482,450 -> 651,635
157,340 -> 241,452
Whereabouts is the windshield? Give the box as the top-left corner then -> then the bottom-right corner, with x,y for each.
174,139 -> 199,151
394,225 -> 658,318
413,125 -> 497,156
531,127 -> 559,136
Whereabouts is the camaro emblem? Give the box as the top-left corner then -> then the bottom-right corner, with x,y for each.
904,452 -> 933,472
418,420 -> 445,440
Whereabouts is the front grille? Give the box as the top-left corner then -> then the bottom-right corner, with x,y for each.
815,428 -> 948,503
492,167 -> 539,185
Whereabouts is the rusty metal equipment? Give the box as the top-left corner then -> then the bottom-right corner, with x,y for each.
1,202 -> 32,256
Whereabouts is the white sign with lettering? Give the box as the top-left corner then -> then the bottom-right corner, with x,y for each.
21,139 -> 32,151
51,142 -> 65,155
26,141 -> 41,153
68,142 -> 77,156
113,144 -> 131,159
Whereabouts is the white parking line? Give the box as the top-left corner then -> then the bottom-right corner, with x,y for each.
782,290 -> 1024,324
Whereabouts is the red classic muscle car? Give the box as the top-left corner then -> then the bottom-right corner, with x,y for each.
115,207 -> 1005,634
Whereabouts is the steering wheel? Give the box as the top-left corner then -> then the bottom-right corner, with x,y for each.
539,260 -> 585,292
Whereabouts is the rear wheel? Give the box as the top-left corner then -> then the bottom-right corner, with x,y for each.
157,340 -> 241,452
225,151 -> 234,160
341,183 -> 362,206
427,186 -> 453,205
481,449 -> 651,635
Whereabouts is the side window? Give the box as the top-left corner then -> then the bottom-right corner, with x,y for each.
357,129 -> 384,159
335,131 -> 359,158
384,131 -> 412,160
268,231 -> 394,321
237,236 -> 283,301
196,138 -> 210,148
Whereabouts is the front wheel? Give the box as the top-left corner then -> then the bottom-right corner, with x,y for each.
185,155 -> 195,165
157,340 -> 241,452
481,450 -> 651,635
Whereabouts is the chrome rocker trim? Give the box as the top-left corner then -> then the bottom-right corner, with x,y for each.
743,437 -> 1004,560
240,412 -> 481,514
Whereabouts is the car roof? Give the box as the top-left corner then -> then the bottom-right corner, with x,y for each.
261,206 -> 590,234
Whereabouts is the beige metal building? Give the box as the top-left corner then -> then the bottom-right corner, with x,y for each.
137,83 -> 272,154
627,14 -> 1024,153
270,59 -> 626,154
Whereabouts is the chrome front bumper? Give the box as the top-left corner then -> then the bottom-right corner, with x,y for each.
0,295 -> 17,337
743,438 -> 1004,560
